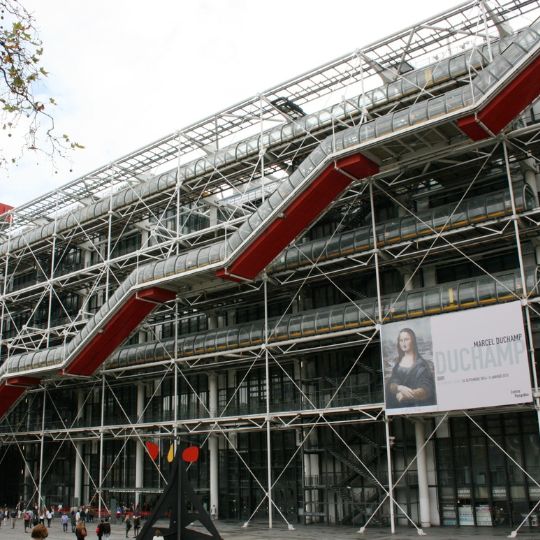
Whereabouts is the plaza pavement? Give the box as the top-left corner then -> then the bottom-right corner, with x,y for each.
0,518 -> 539,540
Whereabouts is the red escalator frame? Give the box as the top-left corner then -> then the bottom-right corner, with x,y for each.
64,287 -> 175,376
217,153 -> 379,281
458,54 -> 540,140
0,376 -> 41,419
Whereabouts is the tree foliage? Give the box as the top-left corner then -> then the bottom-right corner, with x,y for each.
0,0 -> 82,165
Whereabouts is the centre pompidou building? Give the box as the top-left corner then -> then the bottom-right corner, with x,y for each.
2,0 -> 540,533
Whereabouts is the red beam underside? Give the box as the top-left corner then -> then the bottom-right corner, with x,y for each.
456,116 -> 490,141
6,376 -> 41,387
0,203 -> 13,223
65,287 -> 175,376
458,54 -> 540,141
218,153 -> 378,281
0,383 -> 26,418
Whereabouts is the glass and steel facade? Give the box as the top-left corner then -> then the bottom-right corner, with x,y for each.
2,0 -> 540,532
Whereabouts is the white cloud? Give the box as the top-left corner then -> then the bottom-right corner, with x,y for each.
1,0 -> 459,207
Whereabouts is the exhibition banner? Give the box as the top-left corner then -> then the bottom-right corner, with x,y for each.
381,301 -> 532,416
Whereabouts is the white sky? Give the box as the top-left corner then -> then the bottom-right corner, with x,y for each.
2,0 -> 460,208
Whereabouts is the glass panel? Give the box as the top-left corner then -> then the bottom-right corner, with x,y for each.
315,311 -> 330,333
406,292 -> 423,315
428,96 -> 447,119
410,102 -> 428,124
375,115 -> 393,137
458,281 -> 477,306
400,216 -> 417,238
478,280 -> 496,303
496,273 -> 516,300
288,316 -> 302,336
302,314 -> 316,335
239,326 -> 251,345
330,309 -> 344,330
344,306 -> 359,327
424,289 -> 441,312
393,109 -> 409,130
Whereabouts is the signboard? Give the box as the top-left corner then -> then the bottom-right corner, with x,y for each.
381,301 -> 532,416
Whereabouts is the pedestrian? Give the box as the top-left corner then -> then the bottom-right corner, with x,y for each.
24,510 -> 31,533
152,529 -> 164,540
30,523 -> 48,539
46,509 -> 52,528
11,508 -> 18,528
70,512 -> 77,533
124,515 -> 132,538
210,505 -> 217,520
133,514 -> 140,538
75,521 -> 87,540
101,519 -> 111,540
96,520 -> 103,540
39,509 -> 45,525
61,513 -> 69,533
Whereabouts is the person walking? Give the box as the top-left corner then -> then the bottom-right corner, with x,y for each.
101,519 -> 111,540
46,509 -> 52,528
132,514 -> 140,538
24,511 -> 31,533
11,508 -> 18,528
124,515 -> 132,538
75,521 -> 87,540
61,513 -> 69,533
70,512 -> 77,533
96,520 -> 103,540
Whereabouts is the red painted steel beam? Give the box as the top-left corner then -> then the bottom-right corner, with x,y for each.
0,376 -> 41,419
217,153 -> 378,281
64,287 -> 175,376
0,203 -> 13,223
6,376 -> 41,387
458,55 -> 540,140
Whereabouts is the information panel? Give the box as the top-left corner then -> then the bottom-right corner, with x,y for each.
381,301 -> 532,416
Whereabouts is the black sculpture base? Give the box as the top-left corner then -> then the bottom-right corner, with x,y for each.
137,455 -> 221,540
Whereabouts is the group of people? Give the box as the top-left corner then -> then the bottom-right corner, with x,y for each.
0,508 -> 20,529
2,505 -> 110,539
16,508 -> 54,532
123,513 -> 141,538
3,504 -> 166,540
28,513 -> 111,540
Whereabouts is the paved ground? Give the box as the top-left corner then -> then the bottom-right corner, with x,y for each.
0,519 -> 538,540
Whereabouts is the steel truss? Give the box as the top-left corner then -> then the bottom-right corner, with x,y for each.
2,0 -> 540,535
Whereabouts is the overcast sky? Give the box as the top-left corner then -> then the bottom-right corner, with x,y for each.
2,0 -> 462,208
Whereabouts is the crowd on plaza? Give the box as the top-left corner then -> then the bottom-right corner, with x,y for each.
0,505 -> 161,539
